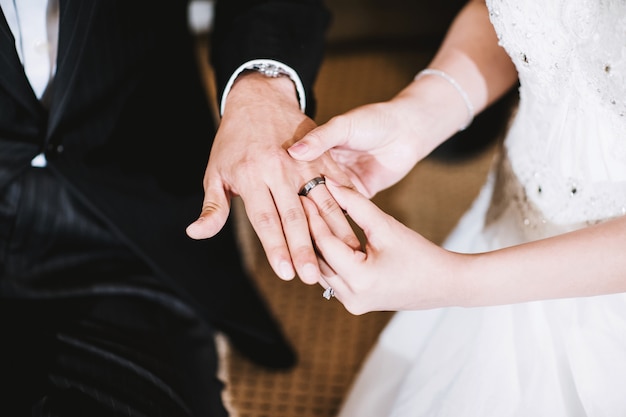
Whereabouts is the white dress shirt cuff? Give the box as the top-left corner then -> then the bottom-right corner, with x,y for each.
219,59 -> 306,116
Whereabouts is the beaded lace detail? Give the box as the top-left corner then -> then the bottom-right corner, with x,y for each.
485,0 -> 626,231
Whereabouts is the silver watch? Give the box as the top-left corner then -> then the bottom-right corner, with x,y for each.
246,62 -> 290,78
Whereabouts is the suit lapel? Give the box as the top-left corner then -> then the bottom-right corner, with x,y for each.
0,7 -> 43,118
47,0 -> 98,137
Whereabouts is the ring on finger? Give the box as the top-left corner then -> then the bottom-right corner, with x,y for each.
322,286 -> 335,300
298,176 -> 325,197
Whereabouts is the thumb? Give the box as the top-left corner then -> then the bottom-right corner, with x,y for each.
288,116 -> 349,161
186,183 -> 231,240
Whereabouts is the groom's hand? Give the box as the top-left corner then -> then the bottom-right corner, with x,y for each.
187,72 -> 359,284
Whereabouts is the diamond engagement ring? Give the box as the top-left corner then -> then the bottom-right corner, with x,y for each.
322,287 -> 335,300
298,176 -> 325,196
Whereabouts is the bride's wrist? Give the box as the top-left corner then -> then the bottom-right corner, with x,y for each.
392,81 -> 465,155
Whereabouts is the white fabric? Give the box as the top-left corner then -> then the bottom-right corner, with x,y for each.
0,0 -> 58,99
337,1 -> 626,416
219,59 -> 306,116
1,0 -> 57,167
0,1 -> 305,167
0,1 -> 304,112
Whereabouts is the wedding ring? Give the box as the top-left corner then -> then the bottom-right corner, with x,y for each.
298,176 -> 325,196
322,287 -> 335,300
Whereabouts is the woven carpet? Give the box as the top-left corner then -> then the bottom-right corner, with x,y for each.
196,40 -> 498,417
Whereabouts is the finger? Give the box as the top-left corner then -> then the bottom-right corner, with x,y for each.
302,199 -> 346,298
287,116 -> 349,161
186,181 -> 231,240
240,185 -> 297,281
300,200 -> 338,278
325,163 -> 373,200
305,183 -> 361,251
317,274 -> 348,302
324,177 -> 393,249
303,196 -> 366,279
271,185 -> 321,285
317,254 -> 337,280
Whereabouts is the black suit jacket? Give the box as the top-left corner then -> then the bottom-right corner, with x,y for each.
0,0 -> 329,336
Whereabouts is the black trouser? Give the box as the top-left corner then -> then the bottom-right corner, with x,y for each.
0,167 -> 228,417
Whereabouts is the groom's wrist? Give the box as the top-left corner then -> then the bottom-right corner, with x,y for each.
220,59 -> 306,116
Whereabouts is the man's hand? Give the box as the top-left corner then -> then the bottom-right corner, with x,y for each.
186,72 -> 359,284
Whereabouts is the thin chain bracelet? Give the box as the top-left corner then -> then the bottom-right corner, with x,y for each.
415,68 -> 475,131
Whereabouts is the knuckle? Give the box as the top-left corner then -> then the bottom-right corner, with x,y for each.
281,207 -> 306,225
253,211 -> 280,230
343,234 -> 362,250
316,197 -> 342,218
290,247 -> 313,267
201,200 -> 221,213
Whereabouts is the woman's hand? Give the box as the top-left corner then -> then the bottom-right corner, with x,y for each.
303,179 -> 467,314
288,99 -> 428,198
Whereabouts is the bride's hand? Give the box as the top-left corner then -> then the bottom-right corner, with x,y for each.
288,99 -> 426,198
303,179 -> 466,314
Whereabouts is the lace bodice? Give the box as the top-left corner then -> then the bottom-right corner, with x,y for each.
485,0 -> 626,227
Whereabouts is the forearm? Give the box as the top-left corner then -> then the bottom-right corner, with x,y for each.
459,216 -> 626,307
428,0 -> 518,109
389,0 -> 517,154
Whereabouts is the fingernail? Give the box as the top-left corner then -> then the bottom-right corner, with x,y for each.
301,263 -> 319,281
288,142 -> 308,155
190,216 -> 204,226
186,221 -> 200,236
278,261 -> 295,280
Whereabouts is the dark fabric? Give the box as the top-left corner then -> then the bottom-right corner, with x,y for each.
0,168 -> 227,416
0,0 -> 326,349
0,0 -> 330,368
211,0 -> 331,117
1,297 -> 227,417
0,0 -> 330,414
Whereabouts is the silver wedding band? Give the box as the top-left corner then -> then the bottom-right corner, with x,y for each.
298,176 -> 325,196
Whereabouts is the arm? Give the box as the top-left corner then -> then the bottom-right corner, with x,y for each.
305,181 -> 626,315
209,0 -> 329,118
186,0 -> 360,284
288,0 -> 518,197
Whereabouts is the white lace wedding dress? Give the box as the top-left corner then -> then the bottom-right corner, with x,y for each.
337,1 -> 626,416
